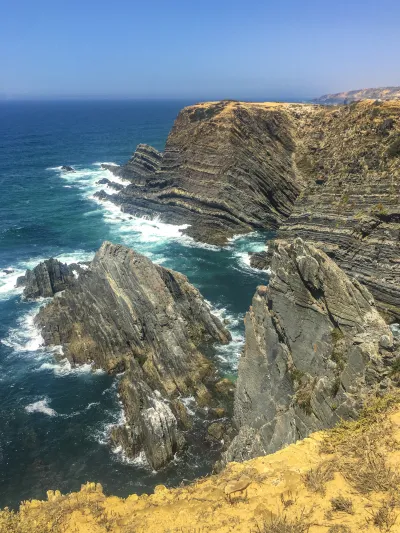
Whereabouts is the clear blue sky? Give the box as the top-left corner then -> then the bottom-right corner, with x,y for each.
1,0 -> 399,100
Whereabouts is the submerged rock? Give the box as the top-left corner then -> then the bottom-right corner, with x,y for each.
61,165 -> 75,172
221,238 -> 398,466
34,242 -> 231,469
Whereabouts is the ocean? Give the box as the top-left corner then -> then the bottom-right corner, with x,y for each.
0,100 -> 271,508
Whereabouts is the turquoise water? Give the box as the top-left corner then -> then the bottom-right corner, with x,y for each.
0,101 -> 271,508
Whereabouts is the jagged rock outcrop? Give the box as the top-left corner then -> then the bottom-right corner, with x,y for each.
34,242 -> 231,469
100,101 -> 306,245
221,238 -> 398,465
249,251 -> 269,270
101,144 -> 163,183
314,86 -> 400,104
278,100 -> 400,320
61,165 -> 75,172
17,259 -> 80,299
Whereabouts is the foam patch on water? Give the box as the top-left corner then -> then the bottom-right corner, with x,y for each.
1,307 -> 45,353
37,359 -> 96,377
25,398 -> 57,417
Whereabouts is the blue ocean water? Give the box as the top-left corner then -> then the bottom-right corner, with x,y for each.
0,100 -> 271,508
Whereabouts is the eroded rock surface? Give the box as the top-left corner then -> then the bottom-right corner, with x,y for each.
278,100 -> 400,320
17,259 -> 80,299
34,242 -> 231,469
222,238 -> 398,465
100,101 -> 306,245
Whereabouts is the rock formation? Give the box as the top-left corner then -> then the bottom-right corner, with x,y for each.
314,86 -> 400,104
61,165 -> 75,172
98,101 -> 306,245
221,238 -> 398,465
248,251 -> 269,270
17,259 -> 81,299
34,242 -> 231,469
278,100 -> 400,320
98,100 -> 399,321
101,144 -> 162,183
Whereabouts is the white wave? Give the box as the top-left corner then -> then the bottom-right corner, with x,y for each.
0,268 -> 24,300
37,358 -> 98,377
46,166 -> 63,171
1,307 -> 44,352
25,398 -> 57,417
93,161 -> 120,167
214,333 -> 245,371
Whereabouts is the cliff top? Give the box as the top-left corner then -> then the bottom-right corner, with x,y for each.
3,392 -> 400,532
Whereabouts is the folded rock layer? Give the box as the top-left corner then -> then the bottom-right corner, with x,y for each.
99,101 -> 306,245
34,242 -> 231,469
222,238 -> 398,465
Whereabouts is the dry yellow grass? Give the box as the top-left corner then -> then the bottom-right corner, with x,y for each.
2,393 -> 400,532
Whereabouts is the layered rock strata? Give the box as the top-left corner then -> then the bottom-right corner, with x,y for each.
222,238 -> 398,465
98,101 -> 306,245
101,144 -> 162,183
278,100 -> 400,320
34,242 -> 231,469
17,259 -> 83,299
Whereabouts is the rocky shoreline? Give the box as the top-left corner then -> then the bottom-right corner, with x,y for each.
15,97 -> 400,489
21,243 -> 232,470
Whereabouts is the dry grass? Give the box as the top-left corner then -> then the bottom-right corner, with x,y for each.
302,460 -> 335,496
327,526 -> 352,533
367,500 -> 398,532
330,495 -> 354,514
254,512 -> 310,533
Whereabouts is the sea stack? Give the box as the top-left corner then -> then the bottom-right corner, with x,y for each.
34,242 -> 231,469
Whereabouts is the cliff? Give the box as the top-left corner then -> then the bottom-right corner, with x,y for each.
278,100 -> 400,320
314,86 -> 400,104
34,242 -> 231,469
221,238 -> 398,466
2,393 -> 400,532
99,101 -> 307,245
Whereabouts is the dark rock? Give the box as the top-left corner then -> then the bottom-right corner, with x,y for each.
34,242 -> 231,469
95,178 -> 124,191
61,165 -> 75,172
103,144 -> 162,183
2,268 -> 14,275
221,238 -> 398,466
101,102 -> 305,245
21,259 -> 76,299
249,251 -> 269,270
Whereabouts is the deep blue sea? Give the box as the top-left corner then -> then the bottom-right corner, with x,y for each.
0,100 -> 271,508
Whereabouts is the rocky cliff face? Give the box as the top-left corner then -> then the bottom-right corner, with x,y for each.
34,242 -> 231,469
314,86 -> 400,104
278,100 -> 400,320
99,101 -> 306,245
222,238 -> 398,465
101,144 -> 163,184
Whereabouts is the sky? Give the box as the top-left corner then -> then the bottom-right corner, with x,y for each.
1,0 -> 399,101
